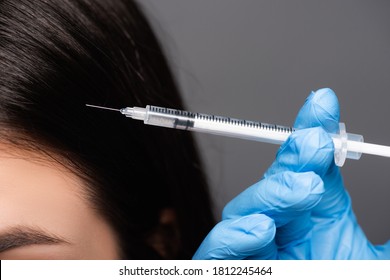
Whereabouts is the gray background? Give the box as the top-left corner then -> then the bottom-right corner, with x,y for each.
140,0 -> 390,245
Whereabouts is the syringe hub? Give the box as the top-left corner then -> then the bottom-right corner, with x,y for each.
120,106 -> 147,121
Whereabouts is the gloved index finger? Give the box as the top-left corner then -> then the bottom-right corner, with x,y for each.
293,88 -> 340,133
264,88 -> 339,177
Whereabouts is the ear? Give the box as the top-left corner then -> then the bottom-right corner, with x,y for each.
145,208 -> 181,259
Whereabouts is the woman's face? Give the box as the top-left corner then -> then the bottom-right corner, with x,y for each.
0,143 -> 120,259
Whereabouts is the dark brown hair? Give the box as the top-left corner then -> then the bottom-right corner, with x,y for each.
0,0 -> 215,259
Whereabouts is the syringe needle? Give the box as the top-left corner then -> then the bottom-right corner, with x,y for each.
85,104 -> 121,112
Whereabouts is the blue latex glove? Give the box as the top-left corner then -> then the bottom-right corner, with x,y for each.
193,88 -> 390,260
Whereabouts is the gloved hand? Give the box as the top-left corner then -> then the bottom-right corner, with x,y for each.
193,88 -> 390,260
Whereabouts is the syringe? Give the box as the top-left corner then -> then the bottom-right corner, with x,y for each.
86,104 -> 390,167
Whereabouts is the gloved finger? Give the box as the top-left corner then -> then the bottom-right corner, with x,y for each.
264,127 -> 334,178
294,88 -> 340,133
265,88 -> 339,178
274,211 -> 314,251
192,214 -> 277,260
222,171 -> 324,248
263,88 -> 350,218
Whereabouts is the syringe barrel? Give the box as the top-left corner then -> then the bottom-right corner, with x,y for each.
124,106 -> 365,167
143,106 -> 292,145
144,105 -> 196,129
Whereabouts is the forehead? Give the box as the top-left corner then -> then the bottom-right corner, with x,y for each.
0,142 -> 120,258
0,143 -> 89,236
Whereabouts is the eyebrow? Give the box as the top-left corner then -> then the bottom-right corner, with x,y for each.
0,226 -> 69,253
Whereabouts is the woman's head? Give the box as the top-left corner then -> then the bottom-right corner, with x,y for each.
0,0 -> 214,259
